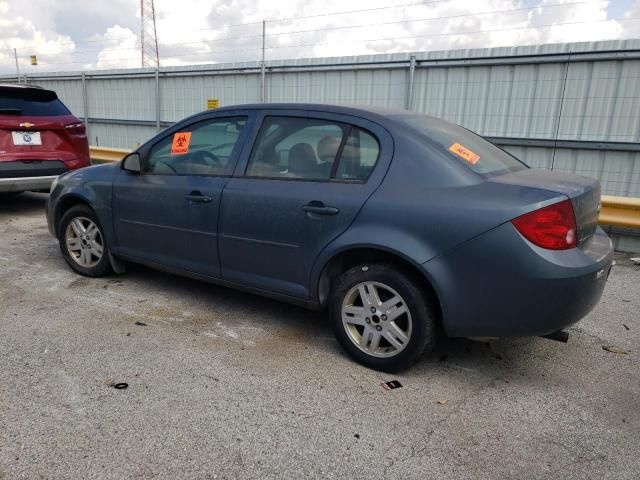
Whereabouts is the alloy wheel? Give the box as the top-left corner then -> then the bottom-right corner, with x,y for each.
65,217 -> 104,268
341,281 -> 413,358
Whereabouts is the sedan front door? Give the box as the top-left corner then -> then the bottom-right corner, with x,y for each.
112,115 -> 249,278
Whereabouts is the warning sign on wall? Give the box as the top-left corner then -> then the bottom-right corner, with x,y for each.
207,98 -> 220,109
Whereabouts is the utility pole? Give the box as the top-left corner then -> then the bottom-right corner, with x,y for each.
261,20 -> 266,102
14,48 -> 20,84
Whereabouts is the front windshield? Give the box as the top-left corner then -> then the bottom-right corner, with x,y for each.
395,115 -> 527,177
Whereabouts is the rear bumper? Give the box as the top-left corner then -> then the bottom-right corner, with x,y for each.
0,159 -> 68,192
423,223 -> 614,338
0,175 -> 58,192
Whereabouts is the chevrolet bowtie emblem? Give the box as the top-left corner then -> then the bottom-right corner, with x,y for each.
19,122 -> 35,128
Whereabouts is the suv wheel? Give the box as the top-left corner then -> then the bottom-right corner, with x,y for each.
330,263 -> 437,372
58,205 -> 112,277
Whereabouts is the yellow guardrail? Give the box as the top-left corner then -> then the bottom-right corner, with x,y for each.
89,145 -> 640,230
90,146 -> 130,164
599,195 -> 640,229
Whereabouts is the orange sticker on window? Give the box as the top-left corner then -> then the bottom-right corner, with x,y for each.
448,143 -> 480,165
171,132 -> 192,155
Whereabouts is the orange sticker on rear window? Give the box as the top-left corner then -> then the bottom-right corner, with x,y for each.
171,132 -> 192,155
448,143 -> 480,165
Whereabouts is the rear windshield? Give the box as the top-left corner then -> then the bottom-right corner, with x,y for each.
0,88 -> 71,116
395,115 -> 527,177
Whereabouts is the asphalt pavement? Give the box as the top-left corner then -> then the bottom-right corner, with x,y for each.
1,193 -> 638,480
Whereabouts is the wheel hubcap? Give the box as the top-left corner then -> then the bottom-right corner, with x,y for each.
65,217 -> 104,268
341,281 -> 412,358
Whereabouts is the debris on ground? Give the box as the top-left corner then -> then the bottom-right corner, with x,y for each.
437,400 -> 449,405
381,380 -> 402,390
623,324 -> 630,331
602,345 -> 630,355
134,321 -> 147,326
630,257 -> 640,265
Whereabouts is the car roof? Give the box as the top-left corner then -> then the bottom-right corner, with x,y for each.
0,83 -> 45,90
212,103 -> 417,121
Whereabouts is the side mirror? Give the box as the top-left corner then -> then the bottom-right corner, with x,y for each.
122,152 -> 141,173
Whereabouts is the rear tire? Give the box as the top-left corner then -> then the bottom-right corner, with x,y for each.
58,205 -> 112,277
330,263 -> 437,372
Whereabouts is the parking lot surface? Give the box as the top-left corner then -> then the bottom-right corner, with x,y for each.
1,193 -> 639,480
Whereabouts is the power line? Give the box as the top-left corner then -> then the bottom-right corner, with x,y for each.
266,1 -> 588,38
267,0 -> 442,22
263,17 -> 640,52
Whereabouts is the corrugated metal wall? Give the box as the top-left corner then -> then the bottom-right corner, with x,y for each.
3,39 -> 640,199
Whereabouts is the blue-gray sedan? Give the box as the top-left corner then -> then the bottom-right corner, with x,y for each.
46,104 -> 613,371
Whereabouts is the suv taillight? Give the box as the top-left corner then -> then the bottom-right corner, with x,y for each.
511,199 -> 577,250
65,122 -> 86,134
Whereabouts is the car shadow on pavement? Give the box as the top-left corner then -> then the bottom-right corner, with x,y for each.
118,262 -> 544,378
0,192 -> 48,215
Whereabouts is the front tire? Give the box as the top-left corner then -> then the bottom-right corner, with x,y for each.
330,263 -> 437,372
58,205 -> 112,277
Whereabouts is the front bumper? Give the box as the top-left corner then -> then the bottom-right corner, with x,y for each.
0,175 -> 58,193
423,223 -> 614,338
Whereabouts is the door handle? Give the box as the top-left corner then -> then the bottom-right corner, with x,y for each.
185,191 -> 213,203
302,202 -> 339,215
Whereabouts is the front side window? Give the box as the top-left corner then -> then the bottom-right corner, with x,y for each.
146,117 -> 246,176
246,116 -> 380,182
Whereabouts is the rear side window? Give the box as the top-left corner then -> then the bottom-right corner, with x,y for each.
396,115 -> 527,177
0,88 -> 71,116
246,116 -> 380,182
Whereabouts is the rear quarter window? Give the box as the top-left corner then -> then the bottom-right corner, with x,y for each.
396,115 -> 527,177
0,88 -> 71,116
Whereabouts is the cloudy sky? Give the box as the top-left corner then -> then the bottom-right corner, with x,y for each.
0,0 -> 639,74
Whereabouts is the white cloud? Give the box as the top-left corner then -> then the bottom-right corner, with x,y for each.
94,26 -> 139,69
0,0 -> 639,75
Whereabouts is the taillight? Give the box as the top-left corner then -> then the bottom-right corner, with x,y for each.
65,122 -> 86,134
511,199 -> 577,250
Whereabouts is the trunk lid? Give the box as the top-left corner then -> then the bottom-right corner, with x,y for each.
489,168 -> 601,245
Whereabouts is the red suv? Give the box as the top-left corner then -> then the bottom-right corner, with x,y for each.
0,84 -> 90,194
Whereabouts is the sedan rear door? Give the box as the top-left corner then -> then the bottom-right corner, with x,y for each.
218,110 -> 393,299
